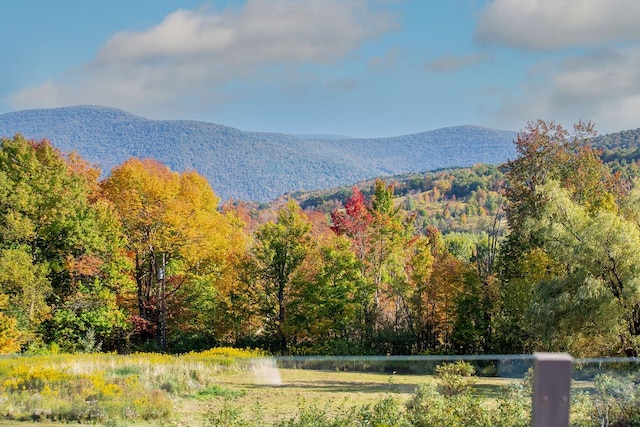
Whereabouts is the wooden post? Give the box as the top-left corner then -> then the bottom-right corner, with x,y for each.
532,352 -> 573,427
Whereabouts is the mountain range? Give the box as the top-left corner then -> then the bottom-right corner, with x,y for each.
0,105 -> 520,201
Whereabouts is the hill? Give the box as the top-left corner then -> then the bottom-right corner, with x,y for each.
592,127 -> 640,151
0,106 -> 519,201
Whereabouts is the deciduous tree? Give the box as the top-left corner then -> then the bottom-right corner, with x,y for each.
286,234 -> 365,353
498,120 -> 627,355
331,180 -> 416,349
102,159 -> 244,350
251,200 -> 312,353
0,135 -> 130,351
526,181 -> 640,356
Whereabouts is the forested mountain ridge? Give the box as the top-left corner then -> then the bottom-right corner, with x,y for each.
592,127 -> 640,150
0,105 -> 518,201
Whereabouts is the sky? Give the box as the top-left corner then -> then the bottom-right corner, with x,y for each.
2,0 -> 640,137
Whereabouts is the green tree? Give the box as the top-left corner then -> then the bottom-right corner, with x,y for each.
286,234 -> 365,354
526,181 -> 640,356
492,248 -> 554,353
331,180 -> 415,347
0,135 -> 130,351
0,248 -> 50,340
251,200 -> 312,353
498,120 -> 623,355
451,268 -> 496,354
502,120 -> 615,259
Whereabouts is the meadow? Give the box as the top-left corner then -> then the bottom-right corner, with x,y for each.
0,349 -> 637,426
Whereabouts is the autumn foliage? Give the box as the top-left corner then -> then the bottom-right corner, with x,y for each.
1,120 -> 639,357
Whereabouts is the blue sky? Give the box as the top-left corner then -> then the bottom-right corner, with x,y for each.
2,0 -> 640,137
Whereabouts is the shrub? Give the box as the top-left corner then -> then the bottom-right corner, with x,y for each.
358,397 -> 411,427
492,382 -> 530,427
588,373 -> 640,427
433,360 -> 476,396
405,383 -> 492,427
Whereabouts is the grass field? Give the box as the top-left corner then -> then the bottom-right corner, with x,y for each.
0,351 -> 635,426
0,351 -> 525,426
195,367 -> 521,423
0,370 -> 512,426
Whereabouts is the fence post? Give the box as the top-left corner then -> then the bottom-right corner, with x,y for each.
531,352 -> 574,427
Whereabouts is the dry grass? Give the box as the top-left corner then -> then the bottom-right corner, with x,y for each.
0,354 -> 523,426
208,368 -> 427,421
1,352 -> 635,426
176,367 -> 521,425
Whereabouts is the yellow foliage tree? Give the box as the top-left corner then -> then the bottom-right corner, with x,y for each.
102,159 -> 246,350
0,294 -> 20,353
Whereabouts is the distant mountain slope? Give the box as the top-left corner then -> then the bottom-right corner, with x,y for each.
592,128 -> 640,151
0,105 -> 518,201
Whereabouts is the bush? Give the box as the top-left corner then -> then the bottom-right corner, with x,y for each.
434,360 -> 476,396
492,382 -> 530,427
588,373 -> 640,427
405,383 -> 492,427
358,397 -> 411,427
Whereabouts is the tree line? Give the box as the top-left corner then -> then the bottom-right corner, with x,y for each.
0,120 -> 639,357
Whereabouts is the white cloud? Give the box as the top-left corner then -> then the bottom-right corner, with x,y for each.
367,47 -> 401,72
98,1 -> 392,66
425,53 -> 490,72
491,46 -> 640,133
10,0 -> 396,115
477,0 -> 640,50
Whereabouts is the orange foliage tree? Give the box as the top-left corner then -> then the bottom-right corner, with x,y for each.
102,158 -> 246,350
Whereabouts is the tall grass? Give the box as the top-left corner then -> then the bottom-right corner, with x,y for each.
0,353 -> 637,426
0,347 -> 262,424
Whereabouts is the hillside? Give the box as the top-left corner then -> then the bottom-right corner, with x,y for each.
592,127 -> 640,151
0,106 -> 520,201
